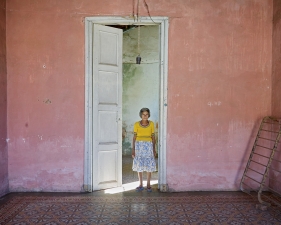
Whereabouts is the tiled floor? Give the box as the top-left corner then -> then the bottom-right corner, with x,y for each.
1,191 -> 281,224
1,159 -> 280,225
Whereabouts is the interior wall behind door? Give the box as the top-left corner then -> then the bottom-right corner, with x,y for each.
122,25 -> 160,156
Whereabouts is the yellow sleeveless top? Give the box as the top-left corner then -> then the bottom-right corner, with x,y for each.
134,121 -> 155,141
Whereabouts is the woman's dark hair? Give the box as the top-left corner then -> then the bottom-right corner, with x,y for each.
139,108 -> 150,118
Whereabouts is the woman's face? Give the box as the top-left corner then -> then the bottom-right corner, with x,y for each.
141,111 -> 149,121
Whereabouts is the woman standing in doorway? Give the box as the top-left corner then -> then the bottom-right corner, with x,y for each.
132,108 -> 157,192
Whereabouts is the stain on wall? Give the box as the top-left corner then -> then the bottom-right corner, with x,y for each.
271,0 -> 281,193
0,0 -> 8,197
122,26 -> 160,156
5,0 -> 273,192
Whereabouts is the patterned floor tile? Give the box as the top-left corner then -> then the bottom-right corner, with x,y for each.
1,192 -> 281,225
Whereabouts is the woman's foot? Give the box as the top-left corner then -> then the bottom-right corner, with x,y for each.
136,186 -> 144,192
147,187 -> 152,192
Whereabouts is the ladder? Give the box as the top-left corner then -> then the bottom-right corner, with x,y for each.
240,116 -> 281,209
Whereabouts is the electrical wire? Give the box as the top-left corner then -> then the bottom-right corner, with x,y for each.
132,0 -> 158,24
138,25 -> 140,55
143,0 -> 157,24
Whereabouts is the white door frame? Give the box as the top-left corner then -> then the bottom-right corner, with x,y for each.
84,16 -> 169,192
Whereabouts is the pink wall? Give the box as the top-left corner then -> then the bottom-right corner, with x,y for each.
166,0 -> 272,191
271,0 -> 281,193
6,0 -> 86,192
6,0 -> 273,192
0,0 -> 8,197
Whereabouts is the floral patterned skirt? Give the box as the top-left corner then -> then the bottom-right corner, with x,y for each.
132,141 -> 156,172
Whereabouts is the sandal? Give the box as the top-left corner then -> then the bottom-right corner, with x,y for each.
147,187 -> 152,192
136,186 -> 144,192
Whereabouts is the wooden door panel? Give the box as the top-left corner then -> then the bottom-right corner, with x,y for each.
92,24 -> 122,190
98,71 -> 118,105
98,111 -> 118,143
98,150 -> 117,185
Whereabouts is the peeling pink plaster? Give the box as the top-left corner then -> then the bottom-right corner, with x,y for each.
0,0 -> 8,197
271,0 -> 281,193
6,0 -> 274,192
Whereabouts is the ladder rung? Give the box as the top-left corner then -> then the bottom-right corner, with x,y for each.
253,152 -> 270,159
256,144 -> 273,151
263,117 -> 280,123
256,146 -> 280,152
260,129 -> 279,134
244,175 -> 262,184
258,137 -> 277,142
251,159 -> 267,167
263,121 -> 281,125
247,167 -> 264,176
256,146 -> 281,154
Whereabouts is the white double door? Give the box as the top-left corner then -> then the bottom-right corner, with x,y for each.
92,24 -> 123,190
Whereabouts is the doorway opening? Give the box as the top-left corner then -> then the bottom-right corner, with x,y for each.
84,17 -> 169,192
120,25 -> 159,189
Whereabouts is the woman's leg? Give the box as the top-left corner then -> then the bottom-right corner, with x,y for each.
146,172 -> 151,188
138,172 -> 143,187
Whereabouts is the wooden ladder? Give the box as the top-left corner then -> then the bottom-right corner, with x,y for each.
240,116 -> 281,209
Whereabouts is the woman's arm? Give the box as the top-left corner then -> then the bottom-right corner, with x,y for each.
152,135 -> 156,157
132,134 -> 136,158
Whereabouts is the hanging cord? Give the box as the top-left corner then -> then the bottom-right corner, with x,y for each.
137,0 -> 140,22
138,24 -> 140,55
137,0 -> 140,55
132,0 -> 135,21
143,0 -> 157,24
